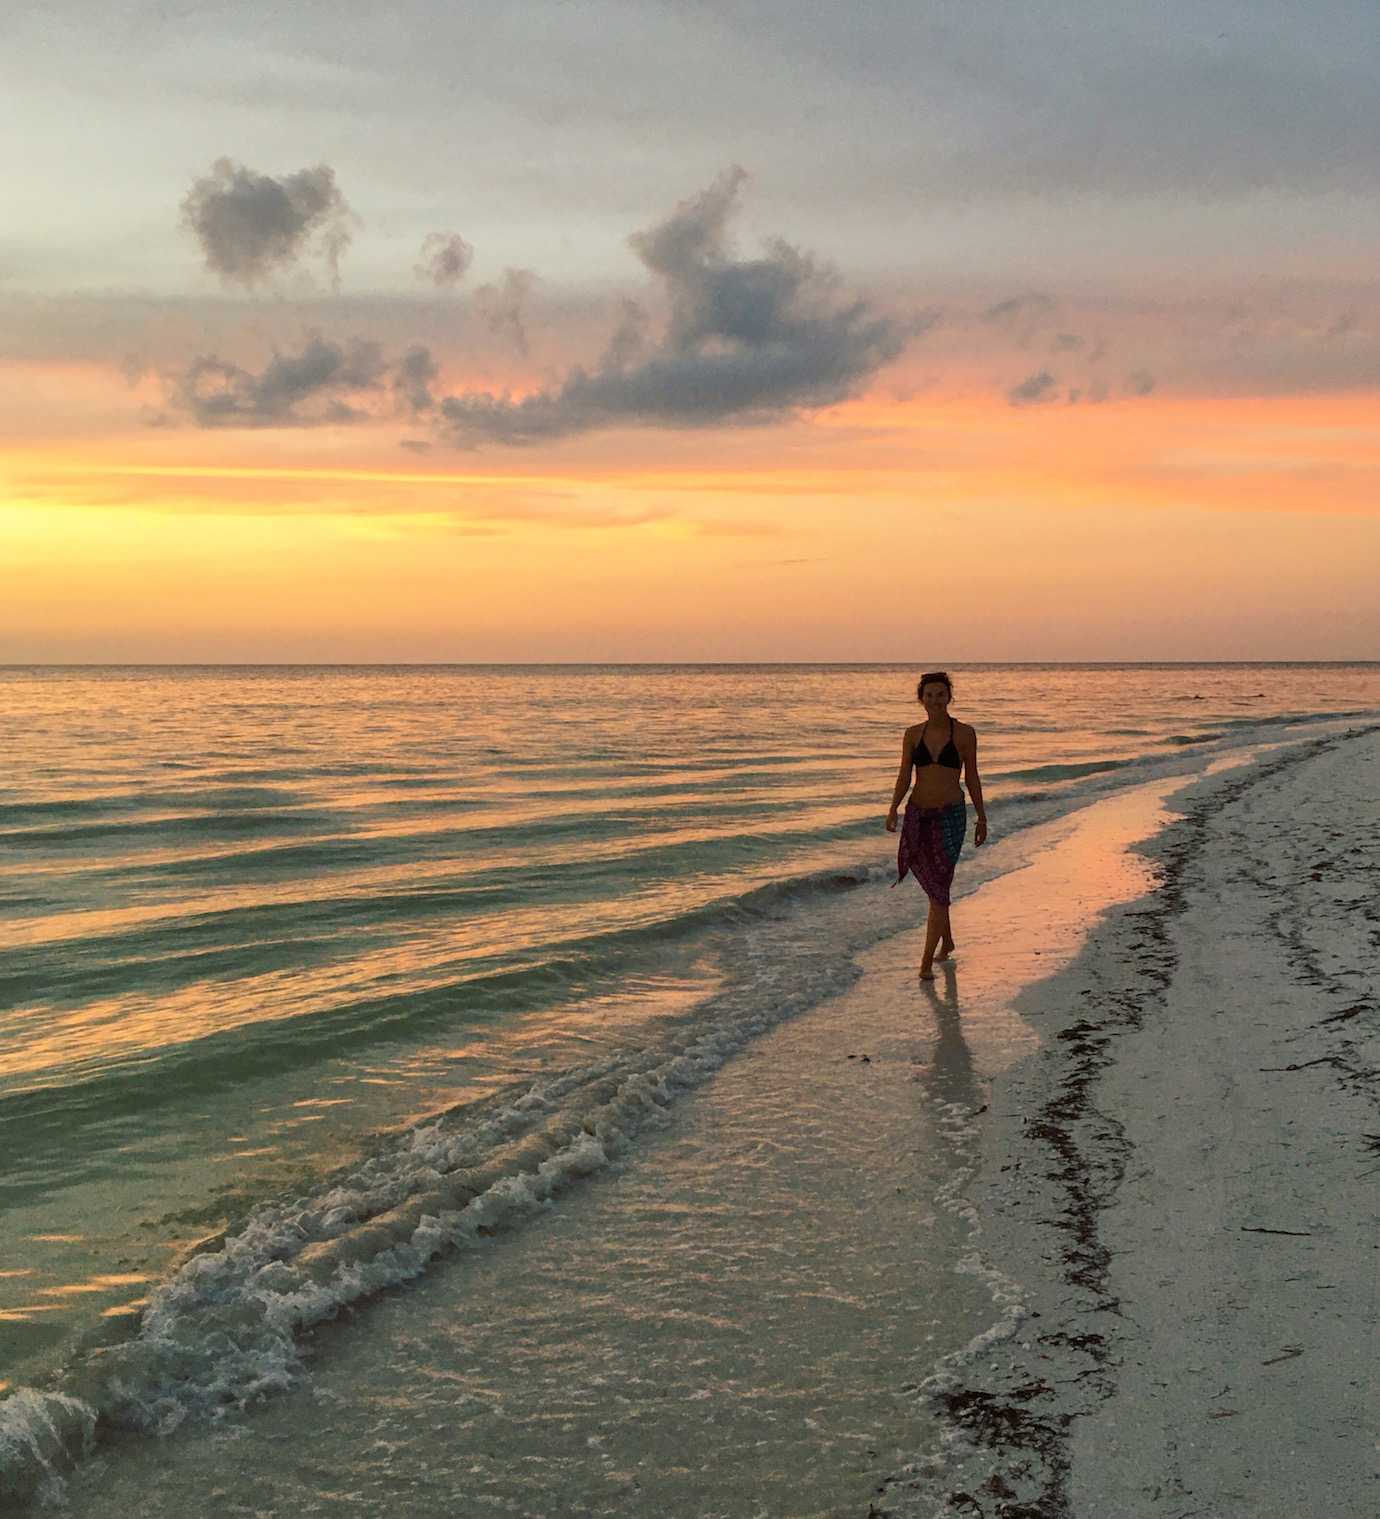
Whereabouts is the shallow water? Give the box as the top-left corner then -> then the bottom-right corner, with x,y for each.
48,773 -> 1190,1517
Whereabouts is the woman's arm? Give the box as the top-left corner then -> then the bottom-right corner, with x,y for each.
886,729 -> 914,826
961,724 -> 988,844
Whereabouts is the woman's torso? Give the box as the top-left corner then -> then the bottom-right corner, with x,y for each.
908,718 -> 965,808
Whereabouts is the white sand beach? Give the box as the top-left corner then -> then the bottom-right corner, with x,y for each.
876,723 -> 1380,1516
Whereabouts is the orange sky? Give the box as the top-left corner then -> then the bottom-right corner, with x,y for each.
5,365 -> 1377,661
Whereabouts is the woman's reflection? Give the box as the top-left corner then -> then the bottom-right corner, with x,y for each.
910,962 -> 984,1115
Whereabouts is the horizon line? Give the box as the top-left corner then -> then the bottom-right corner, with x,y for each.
5,659 -> 1378,670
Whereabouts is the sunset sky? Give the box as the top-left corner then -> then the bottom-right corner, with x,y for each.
4,0 -> 1378,661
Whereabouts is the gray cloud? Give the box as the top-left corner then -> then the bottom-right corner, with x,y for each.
435,168 -> 920,445
416,232 -> 474,289
473,268 -> 539,356
176,333 -> 386,426
1007,370 -> 1058,406
1010,371 -> 1124,406
181,158 -> 353,288
395,344 -> 440,413
1125,370 -> 1156,396
982,293 -> 1058,348
983,294 -> 1056,326
599,298 -> 650,371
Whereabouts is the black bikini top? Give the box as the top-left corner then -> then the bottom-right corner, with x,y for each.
913,719 -> 961,770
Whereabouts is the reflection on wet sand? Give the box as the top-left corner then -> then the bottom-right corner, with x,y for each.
912,963 -> 984,1115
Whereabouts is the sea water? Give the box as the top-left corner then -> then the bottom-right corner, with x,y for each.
2,662 -> 1377,1508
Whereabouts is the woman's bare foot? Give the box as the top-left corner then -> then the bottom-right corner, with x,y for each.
919,961 -> 936,981
933,936 -> 955,962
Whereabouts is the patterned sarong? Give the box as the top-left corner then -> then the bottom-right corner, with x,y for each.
893,799 -> 967,905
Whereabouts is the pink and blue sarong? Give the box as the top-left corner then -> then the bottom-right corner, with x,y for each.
893,799 -> 967,905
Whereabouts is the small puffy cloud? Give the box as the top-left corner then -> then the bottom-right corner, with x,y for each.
473,268 -> 539,356
435,168 -> 919,445
1007,370 -> 1058,405
416,232 -> 474,289
175,333 -> 386,426
181,158 -> 354,288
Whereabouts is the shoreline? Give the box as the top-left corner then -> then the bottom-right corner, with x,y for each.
874,721 -> 1380,1516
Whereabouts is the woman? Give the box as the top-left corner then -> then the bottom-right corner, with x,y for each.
885,671 -> 988,979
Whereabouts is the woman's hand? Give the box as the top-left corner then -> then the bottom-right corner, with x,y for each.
974,817 -> 988,846
885,809 -> 898,833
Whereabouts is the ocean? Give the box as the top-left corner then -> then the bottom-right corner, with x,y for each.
2,662 -> 1378,1511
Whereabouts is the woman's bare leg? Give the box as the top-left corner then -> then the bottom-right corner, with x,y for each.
920,897 -> 945,978
933,905 -> 955,961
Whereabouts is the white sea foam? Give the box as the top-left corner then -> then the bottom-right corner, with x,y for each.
910,1097 -> 1030,1396
0,1391 -> 96,1508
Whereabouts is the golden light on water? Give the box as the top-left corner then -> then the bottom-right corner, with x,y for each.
38,1273 -> 153,1297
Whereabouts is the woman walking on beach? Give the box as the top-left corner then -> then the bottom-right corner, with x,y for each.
886,671 -> 988,979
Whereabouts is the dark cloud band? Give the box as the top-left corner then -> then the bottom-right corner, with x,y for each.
178,335 -> 386,426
